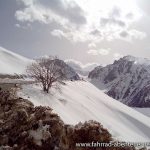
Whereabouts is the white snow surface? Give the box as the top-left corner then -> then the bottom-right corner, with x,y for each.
0,47 -> 31,74
18,80 -> 150,142
135,108 -> 150,117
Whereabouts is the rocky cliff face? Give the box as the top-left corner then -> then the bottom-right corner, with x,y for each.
0,88 -> 135,150
88,56 -> 150,107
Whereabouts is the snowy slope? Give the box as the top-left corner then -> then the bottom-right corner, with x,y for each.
0,47 -> 31,74
18,81 -> 150,142
0,47 -> 79,80
135,108 -> 150,117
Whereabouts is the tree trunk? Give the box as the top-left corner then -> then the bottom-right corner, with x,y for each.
43,83 -> 52,93
46,84 -> 52,93
43,86 -> 47,92
46,88 -> 49,93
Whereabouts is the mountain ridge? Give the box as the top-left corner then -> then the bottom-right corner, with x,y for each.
88,55 -> 150,107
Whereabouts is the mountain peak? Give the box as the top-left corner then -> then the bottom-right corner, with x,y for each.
121,55 -> 150,66
122,55 -> 136,61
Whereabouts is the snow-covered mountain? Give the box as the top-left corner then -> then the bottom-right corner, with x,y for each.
88,55 -> 150,107
18,80 -> 150,142
65,59 -> 99,76
0,47 -> 79,80
0,47 -> 31,74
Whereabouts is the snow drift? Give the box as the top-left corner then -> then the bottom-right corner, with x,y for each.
18,80 -> 150,142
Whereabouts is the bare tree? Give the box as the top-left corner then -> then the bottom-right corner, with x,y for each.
26,56 -> 65,93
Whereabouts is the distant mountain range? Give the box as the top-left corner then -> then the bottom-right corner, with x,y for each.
89,55 -> 150,107
65,59 -> 99,76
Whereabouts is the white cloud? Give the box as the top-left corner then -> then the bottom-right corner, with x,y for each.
51,28 -> 102,43
15,22 -> 31,29
87,49 -> 99,55
15,6 -> 49,23
136,0 -> 150,15
99,49 -> 110,55
87,48 -> 110,56
113,53 -> 123,60
15,0 -> 86,25
119,29 -> 146,41
100,7 -> 126,28
88,42 -> 96,48
15,0 -> 146,44
15,23 -> 21,28
51,29 -> 66,39
129,29 -> 146,40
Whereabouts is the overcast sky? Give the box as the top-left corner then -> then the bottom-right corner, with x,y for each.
0,0 -> 150,65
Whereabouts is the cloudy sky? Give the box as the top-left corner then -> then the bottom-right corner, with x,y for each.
0,0 -> 150,65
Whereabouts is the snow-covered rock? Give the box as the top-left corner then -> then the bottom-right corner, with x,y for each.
88,55 -> 150,107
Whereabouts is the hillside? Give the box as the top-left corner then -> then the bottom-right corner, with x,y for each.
0,47 -> 31,74
88,55 -> 150,107
18,80 -> 150,142
0,88 -> 136,150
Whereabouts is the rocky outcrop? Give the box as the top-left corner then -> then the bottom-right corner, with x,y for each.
0,89 -> 136,150
60,120 -> 112,150
0,89 -> 64,150
89,56 -> 150,107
